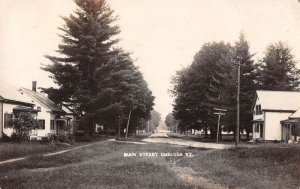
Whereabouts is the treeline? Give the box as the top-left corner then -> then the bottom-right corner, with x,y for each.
42,0 -> 155,137
170,33 -> 300,139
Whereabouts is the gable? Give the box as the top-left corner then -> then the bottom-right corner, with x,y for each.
19,88 -> 64,113
0,81 -> 33,106
255,90 -> 300,112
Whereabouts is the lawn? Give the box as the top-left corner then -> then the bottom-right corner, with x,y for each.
0,134 -> 113,162
0,140 -> 299,189
0,142 -> 71,161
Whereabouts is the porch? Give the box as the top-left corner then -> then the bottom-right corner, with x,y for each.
281,119 -> 300,142
252,119 -> 264,139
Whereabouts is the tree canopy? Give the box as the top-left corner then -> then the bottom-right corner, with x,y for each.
42,0 -> 154,137
171,34 -> 261,139
259,42 -> 300,91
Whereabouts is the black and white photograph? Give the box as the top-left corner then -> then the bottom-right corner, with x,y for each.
1,0 -> 300,188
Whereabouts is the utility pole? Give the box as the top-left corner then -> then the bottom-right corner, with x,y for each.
213,108 -> 227,143
234,61 -> 244,148
236,64 -> 240,148
118,115 -> 121,139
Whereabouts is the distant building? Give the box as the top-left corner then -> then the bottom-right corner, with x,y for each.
252,90 -> 300,141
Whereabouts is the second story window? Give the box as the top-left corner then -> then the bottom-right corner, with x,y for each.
255,105 -> 262,115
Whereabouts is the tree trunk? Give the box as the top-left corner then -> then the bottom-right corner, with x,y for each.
125,109 -> 132,138
246,130 -> 250,141
204,126 -> 208,139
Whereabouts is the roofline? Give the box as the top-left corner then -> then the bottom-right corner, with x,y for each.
0,99 -> 34,107
19,87 -> 65,113
19,87 -> 51,111
251,92 -> 258,111
262,109 -> 295,113
256,90 -> 300,93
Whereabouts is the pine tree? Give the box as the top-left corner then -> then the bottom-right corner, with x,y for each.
171,42 -> 235,138
233,33 -> 258,139
259,42 -> 300,91
42,0 -> 154,137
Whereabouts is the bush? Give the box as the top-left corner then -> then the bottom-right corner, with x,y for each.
47,134 -> 70,144
0,133 -> 11,142
10,133 -> 22,142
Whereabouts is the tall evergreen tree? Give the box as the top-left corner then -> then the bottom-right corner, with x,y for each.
42,0 -> 154,137
172,42 -> 235,138
259,42 -> 300,91
233,33 -> 258,139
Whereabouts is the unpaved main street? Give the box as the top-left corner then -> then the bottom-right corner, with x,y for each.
143,122 -> 233,150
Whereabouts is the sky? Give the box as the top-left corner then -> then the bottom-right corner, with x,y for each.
1,0 -> 300,118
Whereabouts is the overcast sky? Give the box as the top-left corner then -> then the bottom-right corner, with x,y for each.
1,0 -> 300,118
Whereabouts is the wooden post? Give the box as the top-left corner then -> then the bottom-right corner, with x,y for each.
236,65 -> 240,148
125,109 -> 132,138
118,116 -> 121,139
214,108 -> 226,143
216,114 -> 221,143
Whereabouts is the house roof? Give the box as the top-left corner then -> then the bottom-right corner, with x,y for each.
0,80 -> 33,106
19,87 -> 64,113
254,90 -> 300,112
62,105 -> 76,115
290,108 -> 300,119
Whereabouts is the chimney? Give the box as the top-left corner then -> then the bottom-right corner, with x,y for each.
32,81 -> 37,92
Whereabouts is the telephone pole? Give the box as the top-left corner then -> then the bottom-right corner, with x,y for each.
234,62 -> 244,148
213,108 -> 227,143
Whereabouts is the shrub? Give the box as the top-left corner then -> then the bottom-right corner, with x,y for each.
0,133 -> 11,142
7,112 -> 40,141
10,133 -> 22,142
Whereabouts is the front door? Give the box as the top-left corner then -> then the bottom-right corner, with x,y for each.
56,120 -> 65,135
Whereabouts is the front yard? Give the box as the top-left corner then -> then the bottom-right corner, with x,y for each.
0,142 -> 71,162
0,139 -> 299,189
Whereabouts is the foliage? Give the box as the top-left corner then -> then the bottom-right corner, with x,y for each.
171,34 -> 259,139
232,33 -> 259,138
259,42 -> 300,91
42,0 -> 154,137
47,134 -> 70,144
165,113 -> 178,130
0,133 -> 11,142
7,112 -> 40,141
171,41 -> 236,137
146,110 -> 161,132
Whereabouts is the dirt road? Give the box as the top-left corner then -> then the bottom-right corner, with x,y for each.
143,121 -> 233,149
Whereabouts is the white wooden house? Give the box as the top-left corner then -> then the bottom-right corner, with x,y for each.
18,82 -> 76,137
0,83 -> 34,139
252,90 -> 300,141
1,81 -> 76,139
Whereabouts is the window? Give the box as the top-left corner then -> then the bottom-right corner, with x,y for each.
50,120 -> 55,130
37,119 -> 45,130
255,105 -> 262,115
4,113 -> 13,128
